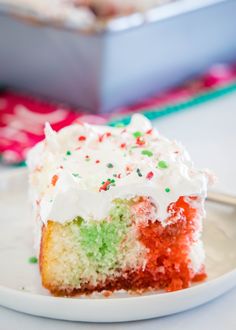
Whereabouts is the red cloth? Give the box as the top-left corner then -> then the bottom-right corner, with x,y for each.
1,64 -> 236,164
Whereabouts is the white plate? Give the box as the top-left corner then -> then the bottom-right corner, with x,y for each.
0,168 -> 236,323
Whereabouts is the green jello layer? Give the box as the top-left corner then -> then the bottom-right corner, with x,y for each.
48,199 -> 145,289
68,199 -> 131,273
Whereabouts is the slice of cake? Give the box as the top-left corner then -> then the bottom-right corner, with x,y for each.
27,114 -> 209,296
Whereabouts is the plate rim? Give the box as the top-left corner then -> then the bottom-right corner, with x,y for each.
1,268 -> 236,322
1,266 -> 236,303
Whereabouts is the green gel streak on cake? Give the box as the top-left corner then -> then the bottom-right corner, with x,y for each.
58,200 -> 132,284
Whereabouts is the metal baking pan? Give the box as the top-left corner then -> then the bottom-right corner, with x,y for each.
0,0 -> 236,113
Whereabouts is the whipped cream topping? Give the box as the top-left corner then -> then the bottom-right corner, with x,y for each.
27,114 -> 209,225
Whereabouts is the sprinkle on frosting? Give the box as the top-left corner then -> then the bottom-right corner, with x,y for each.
107,163 -> 114,168
51,174 -> 59,186
66,150 -> 71,156
165,187 -> 171,193
136,136 -> 145,146
146,171 -> 154,180
99,179 -> 116,192
72,173 -> 80,178
141,150 -> 153,157
136,168 -> 143,177
99,132 -> 111,142
78,135 -> 86,141
133,131 -> 142,138
158,160 -> 168,169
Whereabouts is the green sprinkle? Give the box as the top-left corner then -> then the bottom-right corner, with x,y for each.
133,131 -> 142,138
165,187 -> 171,193
157,160 -> 168,169
141,150 -> 153,157
66,150 -> 71,156
72,173 -> 80,177
107,163 -> 114,168
136,168 -> 142,177
115,122 -> 125,128
28,256 -> 38,264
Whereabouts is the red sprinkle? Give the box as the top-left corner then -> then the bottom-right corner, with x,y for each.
99,180 -> 111,192
117,173 -> 121,179
96,160 -> 100,164
146,171 -> 154,180
98,134 -> 104,142
146,129 -> 153,134
78,135 -> 86,141
136,136 -> 145,146
120,143 -> 126,148
51,174 -> 59,186
126,165 -> 132,172
99,132 -> 111,142
85,155 -> 90,159
59,165 -> 64,169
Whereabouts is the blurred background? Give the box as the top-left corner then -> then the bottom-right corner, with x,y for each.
0,0 -> 236,182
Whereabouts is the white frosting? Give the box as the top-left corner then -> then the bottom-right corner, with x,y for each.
27,114 -> 209,225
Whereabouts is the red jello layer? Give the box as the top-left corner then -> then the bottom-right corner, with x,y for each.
137,196 -> 206,291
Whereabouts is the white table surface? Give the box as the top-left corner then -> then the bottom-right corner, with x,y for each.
1,91 -> 236,329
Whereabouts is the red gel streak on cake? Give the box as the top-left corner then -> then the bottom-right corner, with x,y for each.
133,197 -> 206,292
